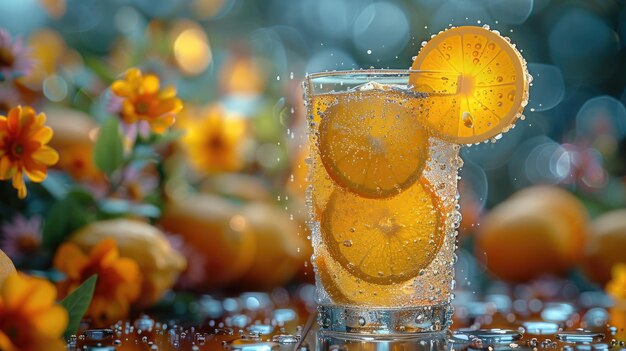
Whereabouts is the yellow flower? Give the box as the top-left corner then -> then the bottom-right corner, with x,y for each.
110,68 -> 183,134
0,106 -> 59,199
54,238 -> 141,327
607,263 -> 626,301
0,273 -> 68,351
182,104 -> 247,174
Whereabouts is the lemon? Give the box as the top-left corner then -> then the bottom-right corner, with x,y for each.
0,249 -> 16,289
68,219 -> 186,307
159,194 -> 256,291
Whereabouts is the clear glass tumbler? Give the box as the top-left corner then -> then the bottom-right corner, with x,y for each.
304,69 -> 462,337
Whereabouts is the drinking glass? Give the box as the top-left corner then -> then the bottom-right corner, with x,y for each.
304,69 -> 462,337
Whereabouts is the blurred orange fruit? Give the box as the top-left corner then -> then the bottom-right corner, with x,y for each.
318,90 -> 429,199
321,179 -> 444,284
235,202 -> 309,290
0,249 -> 16,288
583,209 -> 626,285
475,186 -> 588,281
200,173 -> 272,202
159,194 -> 256,291
411,26 -> 529,144
512,185 -> 588,262
46,108 -> 103,182
67,219 -> 186,307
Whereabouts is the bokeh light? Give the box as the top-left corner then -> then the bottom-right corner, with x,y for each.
576,96 -> 626,139
431,0 -> 493,30
509,136 -> 570,188
487,0 -> 533,25
174,28 -> 212,76
548,8 -> 620,83
527,63 -> 564,112
352,2 -> 410,60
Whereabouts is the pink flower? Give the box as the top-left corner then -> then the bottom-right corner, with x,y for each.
115,164 -> 158,202
0,85 -> 19,115
0,214 -> 43,260
0,29 -> 35,80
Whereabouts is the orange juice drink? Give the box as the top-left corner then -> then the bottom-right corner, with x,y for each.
305,70 -> 461,335
304,26 -> 529,337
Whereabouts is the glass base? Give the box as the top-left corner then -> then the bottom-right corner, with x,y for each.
316,330 -> 450,351
317,304 -> 453,336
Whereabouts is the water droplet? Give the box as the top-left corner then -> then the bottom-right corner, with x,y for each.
366,49 -> 372,55
507,91 -> 515,101
522,321 -> 559,335
272,334 -> 299,344
358,317 -> 366,326
84,329 -> 114,341
462,111 -> 474,128
342,240 -> 353,247
556,331 -> 605,343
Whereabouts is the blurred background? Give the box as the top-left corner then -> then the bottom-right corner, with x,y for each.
0,0 -> 625,327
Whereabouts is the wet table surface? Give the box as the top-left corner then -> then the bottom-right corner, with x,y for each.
71,285 -> 626,351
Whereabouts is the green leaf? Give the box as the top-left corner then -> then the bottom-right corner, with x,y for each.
42,190 -> 94,249
60,274 -> 97,339
94,117 -> 124,176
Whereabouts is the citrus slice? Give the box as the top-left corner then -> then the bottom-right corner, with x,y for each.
315,254 -> 412,306
410,26 -> 530,144
320,178 -> 445,284
318,90 -> 429,198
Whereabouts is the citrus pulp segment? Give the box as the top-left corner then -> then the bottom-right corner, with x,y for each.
410,26 -> 529,144
320,178 -> 445,285
318,90 -> 430,198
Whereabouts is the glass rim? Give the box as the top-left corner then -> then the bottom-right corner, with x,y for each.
305,69 -> 459,85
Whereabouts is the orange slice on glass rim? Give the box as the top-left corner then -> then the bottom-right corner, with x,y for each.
318,90 -> 429,198
320,178 -> 445,285
410,26 -> 530,144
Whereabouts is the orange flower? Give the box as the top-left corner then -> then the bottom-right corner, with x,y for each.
54,238 -> 141,326
181,104 -> 247,174
0,106 -> 59,198
607,263 -> 626,301
0,273 -> 68,351
110,68 -> 182,134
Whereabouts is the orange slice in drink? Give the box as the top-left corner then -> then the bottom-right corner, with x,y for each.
410,26 -> 530,144
318,90 -> 429,198
321,178 -> 445,284
315,254 -> 412,306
